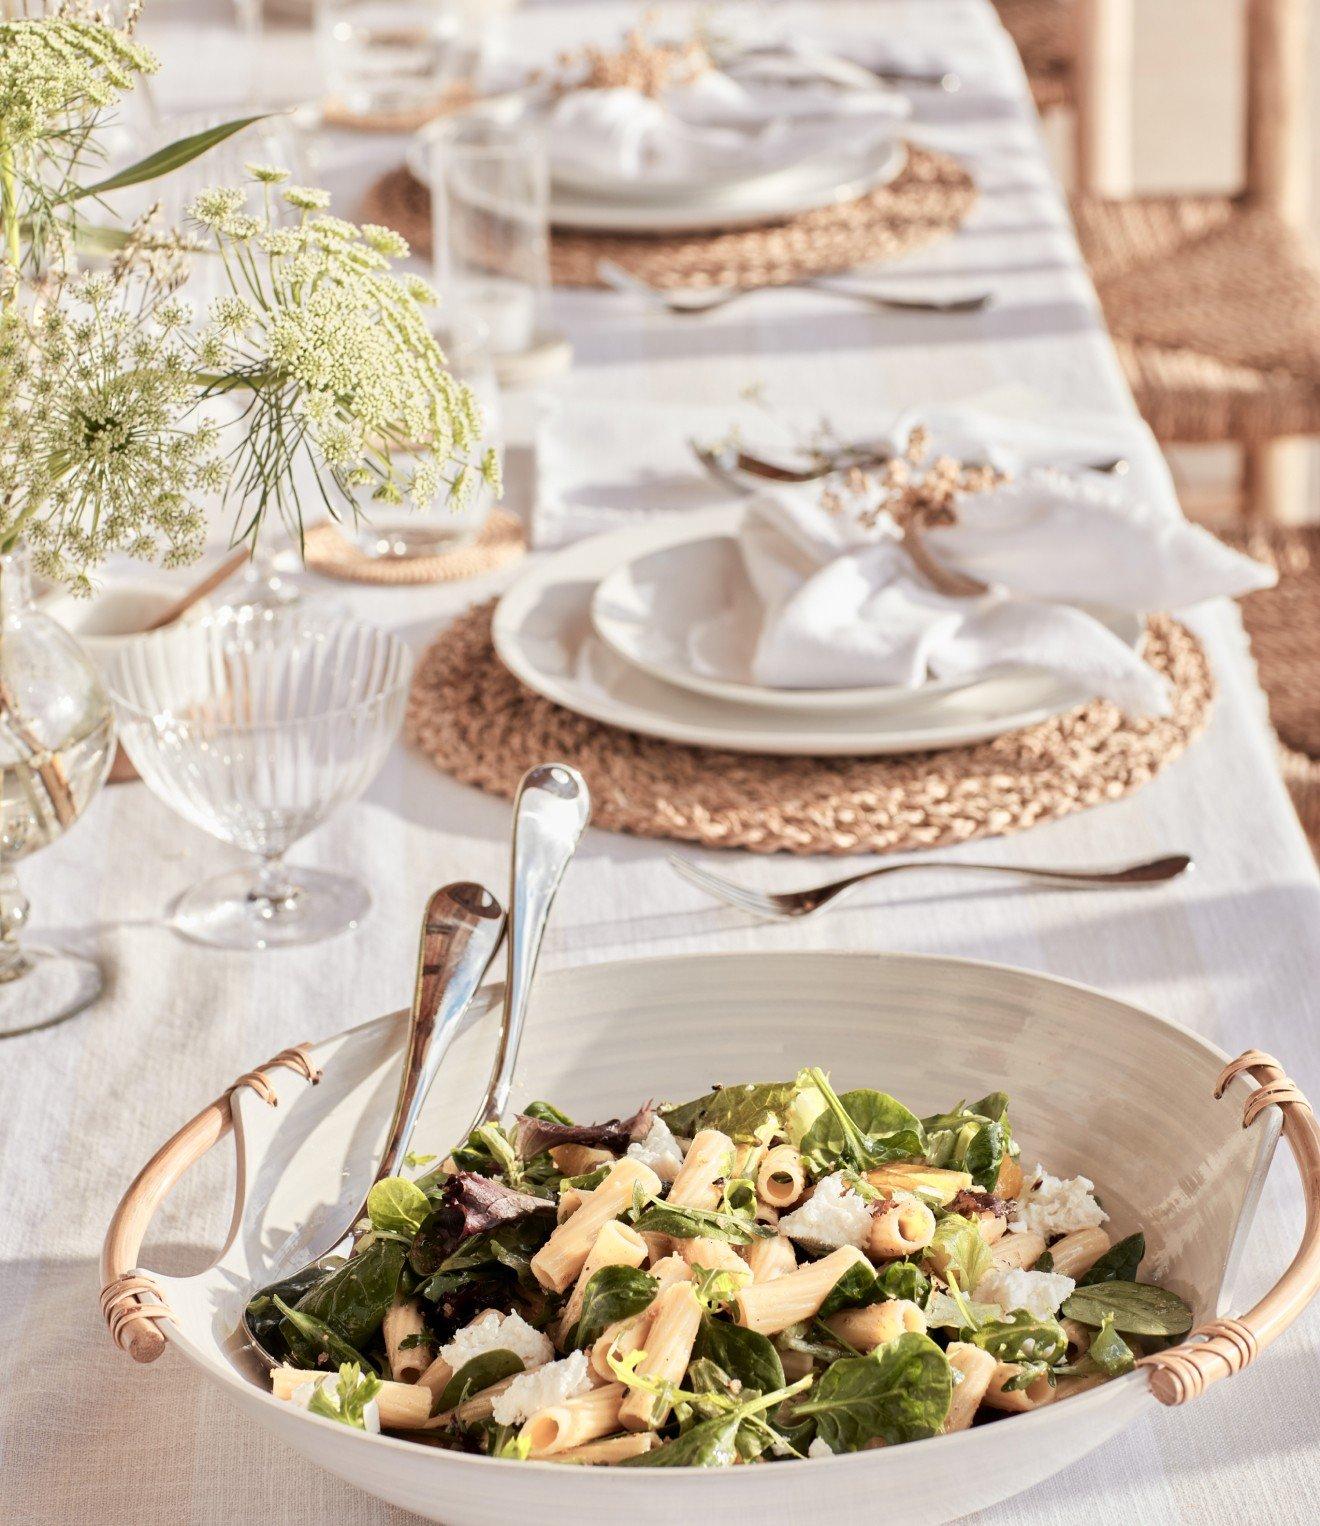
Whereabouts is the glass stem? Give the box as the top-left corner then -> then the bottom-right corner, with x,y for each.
0,868 -> 32,983
248,855 -> 301,919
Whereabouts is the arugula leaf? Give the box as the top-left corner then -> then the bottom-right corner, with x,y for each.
694,1314 -> 785,1396
437,1350 -> 525,1412
926,1214 -> 992,1292
273,1295 -> 377,1372
1061,1281 -> 1193,1337
796,1070 -> 925,1174
685,1358 -> 781,1462
660,1081 -> 801,1144
566,1266 -> 658,1349
794,1333 -> 951,1451
620,1377 -> 812,1468
281,1239 -> 406,1355
367,1177 -> 431,1238
305,1362 -> 383,1429
965,1309 -> 1068,1367
689,1265 -> 751,1313
633,1200 -> 773,1245
1078,1232 -> 1146,1286
1088,1313 -> 1136,1376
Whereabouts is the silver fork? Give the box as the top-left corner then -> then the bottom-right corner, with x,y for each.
668,851 -> 1193,920
598,259 -> 993,317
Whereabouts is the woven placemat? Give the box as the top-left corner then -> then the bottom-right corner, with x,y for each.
361,144 -> 976,290
406,604 -> 1214,854
304,512 -> 525,586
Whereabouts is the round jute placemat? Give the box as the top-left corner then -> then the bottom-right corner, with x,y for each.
304,512 -> 525,586
406,604 -> 1214,854
361,144 -> 976,290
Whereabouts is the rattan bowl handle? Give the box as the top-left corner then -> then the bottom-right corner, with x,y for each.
99,1045 -> 321,1363
1138,1049 -> 1320,1405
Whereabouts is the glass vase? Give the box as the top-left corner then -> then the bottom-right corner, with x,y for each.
0,548 -> 116,1038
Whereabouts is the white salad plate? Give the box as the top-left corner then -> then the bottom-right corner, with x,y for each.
492,510 -> 1144,755
408,111 -> 906,235
588,507 -> 1142,714
104,949 -> 1301,1525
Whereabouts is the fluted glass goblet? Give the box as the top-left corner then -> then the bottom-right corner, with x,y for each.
109,607 -> 412,949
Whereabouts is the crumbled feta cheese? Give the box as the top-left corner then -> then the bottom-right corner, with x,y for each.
438,1309 -> 554,1374
490,1350 -> 592,1425
627,1115 -> 685,1179
808,1437 -> 835,1459
1009,1164 -> 1108,1238
975,1266 -> 1075,1321
290,1375 -> 381,1433
779,1172 -> 873,1250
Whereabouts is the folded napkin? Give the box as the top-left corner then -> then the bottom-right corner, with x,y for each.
690,473 -> 1275,715
545,65 -> 908,189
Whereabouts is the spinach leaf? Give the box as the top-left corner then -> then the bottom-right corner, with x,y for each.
1061,1280 -> 1194,1337
244,1263 -> 340,1359
414,1210 -> 552,1286
685,1358 -> 780,1462
1078,1232 -> 1146,1286
816,1255 -> 929,1319
797,1070 -> 925,1174
366,1177 -> 431,1238
695,1314 -> 785,1396
437,1350 -> 525,1412
965,1309 -> 1068,1367
794,1332 -> 951,1451
922,1094 -> 1013,1189
282,1238 -> 406,1355
633,1200 -> 773,1245
1088,1313 -> 1136,1376
273,1295 -> 377,1373
926,1214 -> 992,1291
660,1081 -> 801,1144
620,1377 -> 812,1468
566,1266 -> 658,1350
875,1259 -> 931,1305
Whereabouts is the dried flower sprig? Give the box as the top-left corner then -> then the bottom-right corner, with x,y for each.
820,426 -> 1008,532
553,15 -> 710,98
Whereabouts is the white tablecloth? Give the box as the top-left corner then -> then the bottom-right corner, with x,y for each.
3,3 -> 1320,1522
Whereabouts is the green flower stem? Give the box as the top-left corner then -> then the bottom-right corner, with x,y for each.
1,138 -> 20,278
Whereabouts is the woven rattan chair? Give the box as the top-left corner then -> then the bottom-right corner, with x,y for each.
992,0 -> 1077,111
1073,0 -> 1318,520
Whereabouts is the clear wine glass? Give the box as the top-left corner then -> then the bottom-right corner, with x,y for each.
108,606 -> 412,949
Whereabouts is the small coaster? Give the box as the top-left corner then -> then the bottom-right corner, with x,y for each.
321,81 -> 476,135
304,511 -> 525,587
406,604 -> 1215,855
361,143 -> 977,289
493,331 -> 574,388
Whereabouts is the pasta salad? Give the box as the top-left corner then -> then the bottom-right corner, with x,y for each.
251,1069 -> 1194,1463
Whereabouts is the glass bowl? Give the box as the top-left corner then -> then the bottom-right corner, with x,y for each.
109,606 -> 412,949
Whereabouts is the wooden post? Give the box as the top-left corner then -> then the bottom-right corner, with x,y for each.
1245,0 -> 1310,226
1074,0 -> 1134,196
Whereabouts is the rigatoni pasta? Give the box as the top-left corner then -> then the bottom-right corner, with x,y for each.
261,1066 -> 1192,1465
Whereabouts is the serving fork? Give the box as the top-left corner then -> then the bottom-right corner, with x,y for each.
668,851 -> 1193,920
598,260 -> 994,318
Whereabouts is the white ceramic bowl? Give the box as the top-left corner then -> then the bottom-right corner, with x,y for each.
106,952 -> 1314,1525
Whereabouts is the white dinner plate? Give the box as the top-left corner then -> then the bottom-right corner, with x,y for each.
408,112 -> 906,235
492,510 -> 1146,755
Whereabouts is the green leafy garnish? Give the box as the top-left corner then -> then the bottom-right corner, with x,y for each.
793,1333 -> 952,1451
273,1296 -> 377,1373
437,1350 -> 525,1412
1078,1232 -> 1145,1285
965,1309 -> 1068,1367
619,1376 -> 813,1468
926,1214 -> 992,1292
797,1069 -> 925,1174
366,1177 -> 432,1238
279,1239 -> 406,1357
1061,1280 -> 1193,1337
566,1266 -> 658,1349
660,1082 -> 801,1144
689,1264 -> 751,1314
633,1200 -> 773,1245
694,1314 -> 785,1396
818,1255 -> 932,1318
922,1094 -> 1014,1190
1088,1313 -> 1136,1376
304,1362 -> 383,1429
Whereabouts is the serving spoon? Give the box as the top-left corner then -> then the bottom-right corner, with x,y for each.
241,880 -> 506,1370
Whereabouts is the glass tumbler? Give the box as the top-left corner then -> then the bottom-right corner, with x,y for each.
354,314 -> 503,559
316,0 -> 472,119
430,109 -> 549,358
109,607 -> 412,950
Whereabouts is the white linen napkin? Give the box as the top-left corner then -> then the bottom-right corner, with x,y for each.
544,66 -> 908,189
690,475 -> 1275,716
